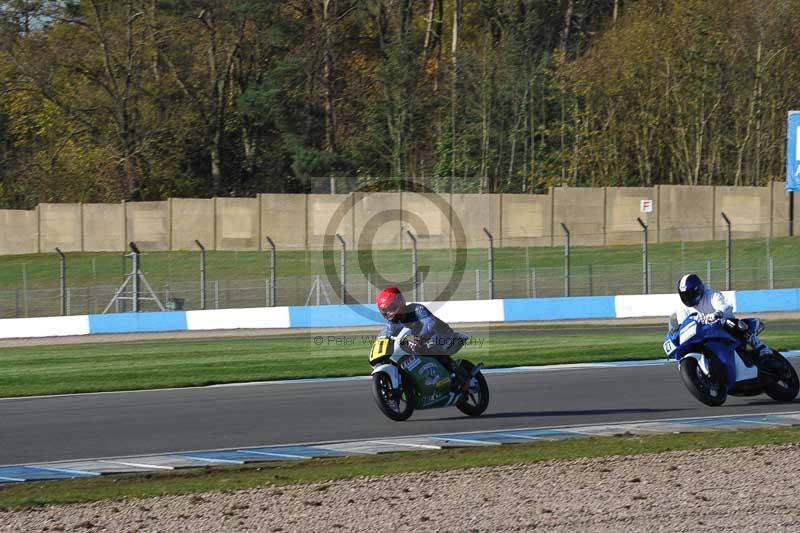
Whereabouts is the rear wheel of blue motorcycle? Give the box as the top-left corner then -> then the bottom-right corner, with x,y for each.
679,357 -> 727,406
456,361 -> 490,417
760,352 -> 799,402
372,372 -> 415,421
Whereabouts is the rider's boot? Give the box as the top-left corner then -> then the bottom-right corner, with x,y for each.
749,333 -> 771,358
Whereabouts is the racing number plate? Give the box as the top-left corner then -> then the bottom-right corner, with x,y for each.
369,336 -> 391,363
663,339 -> 676,356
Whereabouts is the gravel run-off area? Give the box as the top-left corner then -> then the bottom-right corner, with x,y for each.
3,442 -> 800,532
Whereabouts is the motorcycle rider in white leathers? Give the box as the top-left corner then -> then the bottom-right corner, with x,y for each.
669,273 -> 771,357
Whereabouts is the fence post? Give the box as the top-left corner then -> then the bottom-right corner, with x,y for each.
130,242 -> 141,312
195,240 -> 206,310
706,259 -> 712,285
560,223 -> 570,297
483,227 -> 494,299
55,247 -> 66,316
214,280 -> 220,309
721,212 -> 731,290
22,263 -> 28,317
407,230 -> 418,301
531,268 -> 537,298
637,217 -> 649,294
336,233 -> 346,304
265,236 -> 276,307
769,256 -> 774,289
475,269 -> 480,300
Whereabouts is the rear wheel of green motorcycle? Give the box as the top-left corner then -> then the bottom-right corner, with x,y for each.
760,352 -> 799,402
372,372 -> 415,421
456,362 -> 490,417
679,356 -> 727,406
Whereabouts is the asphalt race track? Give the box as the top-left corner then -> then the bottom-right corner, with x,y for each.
3,357 -> 800,466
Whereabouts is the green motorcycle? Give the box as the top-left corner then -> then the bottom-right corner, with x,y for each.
368,328 -> 490,421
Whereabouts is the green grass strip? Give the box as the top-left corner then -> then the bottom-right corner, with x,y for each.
2,426 -> 800,510
3,328 -> 800,397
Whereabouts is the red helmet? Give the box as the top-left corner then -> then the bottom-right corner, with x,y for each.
376,287 -> 406,320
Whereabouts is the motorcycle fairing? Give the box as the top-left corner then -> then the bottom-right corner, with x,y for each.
666,317 -> 756,392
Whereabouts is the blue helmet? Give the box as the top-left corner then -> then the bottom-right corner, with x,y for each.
677,274 -> 704,307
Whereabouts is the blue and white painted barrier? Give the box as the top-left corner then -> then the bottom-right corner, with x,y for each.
1,288 -> 798,340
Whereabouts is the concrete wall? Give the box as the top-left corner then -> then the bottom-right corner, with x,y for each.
400,193 -> 451,249
552,186 -> 605,246
0,184 -> 797,256
657,185 -> 714,242
0,209 -> 37,255
307,194 -> 352,250
261,194 -> 307,251
714,186 -> 771,239
353,192 -> 402,250
772,181 -> 789,237
83,204 -> 124,251
501,192 -> 552,247
215,197 -> 259,250
170,198 -> 215,251
126,201 -> 169,251
605,187 -> 657,245
450,193 -> 501,248
39,203 -> 82,252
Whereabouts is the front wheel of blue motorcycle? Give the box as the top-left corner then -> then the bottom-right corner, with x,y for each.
456,362 -> 490,417
679,357 -> 727,406
760,353 -> 799,402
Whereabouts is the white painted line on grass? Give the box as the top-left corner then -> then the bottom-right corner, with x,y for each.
37,466 -> 101,476
366,440 -> 441,450
111,461 -> 175,471
238,450 -> 310,460
430,437 -> 501,446
496,433 -> 546,441
178,456 -> 244,465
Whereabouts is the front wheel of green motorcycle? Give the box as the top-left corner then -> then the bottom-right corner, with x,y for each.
456,363 -> 490,417
372,372 -> 415,421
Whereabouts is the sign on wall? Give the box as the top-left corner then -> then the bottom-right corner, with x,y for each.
787,111 -> 800,192
640,199 -> 653,213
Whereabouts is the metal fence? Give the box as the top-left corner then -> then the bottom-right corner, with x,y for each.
2,215 -> 799,318
3,255 -> 800,319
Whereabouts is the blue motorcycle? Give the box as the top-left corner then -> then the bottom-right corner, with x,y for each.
663,315 -> 799,406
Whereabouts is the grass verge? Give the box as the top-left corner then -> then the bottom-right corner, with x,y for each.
2,426 -> 800,510
2,328 -> 800,397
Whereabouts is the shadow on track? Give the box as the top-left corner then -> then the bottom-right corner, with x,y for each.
735,399 -> 800,407
431,407 -> 690,422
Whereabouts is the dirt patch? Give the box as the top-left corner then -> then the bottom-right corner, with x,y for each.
3,443 -> 799,531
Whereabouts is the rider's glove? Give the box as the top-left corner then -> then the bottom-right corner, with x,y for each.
702,311 -> 723,324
